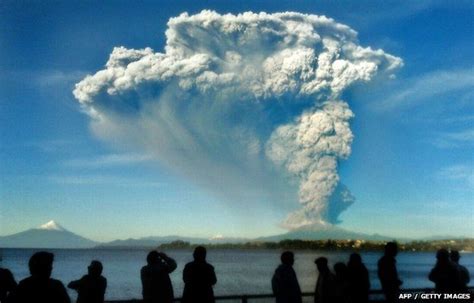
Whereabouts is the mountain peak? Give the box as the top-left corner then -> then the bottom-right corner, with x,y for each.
209,234 -> 224,241
38,220 -> 67,231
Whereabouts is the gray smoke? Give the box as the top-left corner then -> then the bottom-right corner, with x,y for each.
74,11 -> 402,229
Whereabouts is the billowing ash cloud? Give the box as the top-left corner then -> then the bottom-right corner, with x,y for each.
74,11 -> 402,230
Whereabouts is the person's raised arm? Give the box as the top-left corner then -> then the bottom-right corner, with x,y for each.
67,278 -> 82,291
159,253 -> 177,273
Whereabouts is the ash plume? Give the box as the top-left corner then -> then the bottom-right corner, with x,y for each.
74,11 -> 402,230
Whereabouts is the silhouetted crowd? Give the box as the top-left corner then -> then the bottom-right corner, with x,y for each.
0,242 -> 471,303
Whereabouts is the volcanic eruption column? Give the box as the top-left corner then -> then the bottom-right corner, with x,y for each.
74,11 -> 402,230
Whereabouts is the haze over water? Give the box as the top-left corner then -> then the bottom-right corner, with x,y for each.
2,249 -> 474,301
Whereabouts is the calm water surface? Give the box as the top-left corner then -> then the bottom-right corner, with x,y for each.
2,249 -> 473,301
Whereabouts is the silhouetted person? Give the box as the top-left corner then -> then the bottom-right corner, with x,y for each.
0,267 -> 17,302
68,260 -> 107,303
182,246 -> 217,303
314,257 -> 335,303
377,242 -> 402,303
450,250 -> 470,292
429,249 -> 460,293
141,250 -> 177,303
271,251 -> 302,303
347,253 -> 370,303
333,262 -> 349,303
7,251 -> 70,303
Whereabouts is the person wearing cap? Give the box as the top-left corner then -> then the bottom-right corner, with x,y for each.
68,260 -> 107,303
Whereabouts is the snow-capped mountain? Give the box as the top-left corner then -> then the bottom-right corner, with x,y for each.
38,220 -> 67,231
0,220 -> 97,249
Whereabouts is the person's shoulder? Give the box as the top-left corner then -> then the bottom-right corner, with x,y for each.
97,275 -> 107,284
378,255 -> 393,264
0,268 -> 14,278
184,261 -> 194,267
17,276 -> 32,287
362,265 -> 369,273
184,261 -> 198,269
276,264 -> 286,269
450,261 -> 459,269
460,264 -> 469,271
50,278 -> 66,287
274,264 -> 286,273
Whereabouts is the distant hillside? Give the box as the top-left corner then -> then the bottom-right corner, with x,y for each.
144,238 -> 474,252
3,221 -> 467,250
96,236 -> 206,249
97,235 -> 248,249
421,235 -> 467,241
97,226 -> 415,249
0,221 -> 97,249
258,226 -> 406,242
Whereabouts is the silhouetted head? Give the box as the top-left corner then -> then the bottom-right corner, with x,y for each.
280,251 -> 294,266
334,262 -> 347,277
88,260 -> 103,277
450,250 -> 460,263
348,253 -> 362,267
146,251 -> 159,265
384,242 -> 398,257
29,251 -> 54,278
436,249 -> 450,262
193,246 -> 207,262
315,257 -> 329,273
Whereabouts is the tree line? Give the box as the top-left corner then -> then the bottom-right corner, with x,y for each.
157,238 -> 474,251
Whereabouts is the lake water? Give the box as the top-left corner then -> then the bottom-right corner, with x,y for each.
1,248 -> 473,301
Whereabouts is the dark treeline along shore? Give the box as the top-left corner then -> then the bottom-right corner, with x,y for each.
0,242 -> 472,303
154,239 -> 474,252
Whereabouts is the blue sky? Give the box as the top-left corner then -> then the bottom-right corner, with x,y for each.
1,0 -> 473,241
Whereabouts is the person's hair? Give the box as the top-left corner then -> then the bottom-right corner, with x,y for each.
334,262 -> 347,271
385,242 -> 398,256
450,250 -> 460,262
314,257 -> 328,266
147,251 -> 159,265
280,251 -> 294,265
193,246 -> 207,261
88,260 -> 103,276
436,249 -> 449,261
29,251 -> 54,277
349,253 -> 362,265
